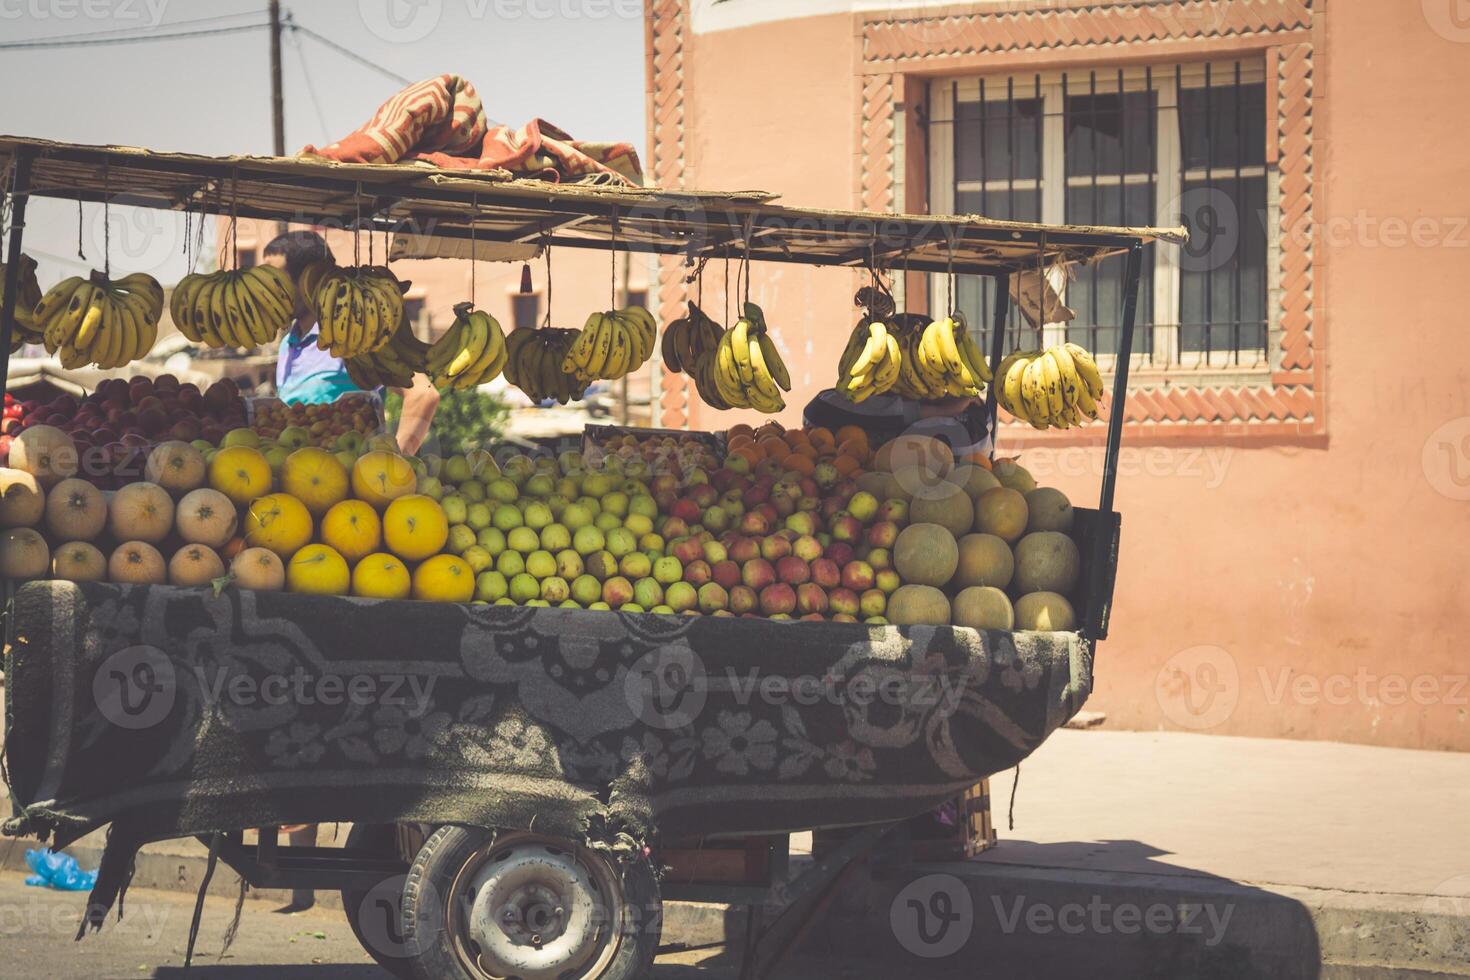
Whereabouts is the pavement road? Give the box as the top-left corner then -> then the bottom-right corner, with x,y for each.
0,872 -> 882,980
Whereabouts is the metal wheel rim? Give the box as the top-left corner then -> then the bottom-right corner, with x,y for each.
446,833 -> 625,980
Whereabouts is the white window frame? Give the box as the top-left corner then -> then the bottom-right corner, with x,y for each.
928,61 -> 1278,382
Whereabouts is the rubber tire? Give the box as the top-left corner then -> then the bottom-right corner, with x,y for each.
399,826 -> 662,980
340,823 -> 417,980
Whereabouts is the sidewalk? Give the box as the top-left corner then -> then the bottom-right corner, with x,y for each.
7,729 -> 1469,977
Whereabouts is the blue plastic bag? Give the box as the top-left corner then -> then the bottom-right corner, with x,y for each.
23,849 -> 97,891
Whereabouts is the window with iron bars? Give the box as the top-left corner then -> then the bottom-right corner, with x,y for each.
927,60 -> 1275,377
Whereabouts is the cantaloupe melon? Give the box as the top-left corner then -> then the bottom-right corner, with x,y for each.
893,522 -> 958,587
108,540 -> 166,584
855,470 -> 903,502
231,546 -> 286,591
973,487 -> 1028,543
176,488 -> 239,548
0,468 -> 45,528
0,526 -> 49,578
876,435 -> 954,478
909,482 -> 975,537
144,441 -> 207,495
992,459 -> 1036,493
9,425 -> 78,486
1025,487 -> 1074,533
889,464 -> 951,504
51,541 -> 106,582
887,584 -> 951,625
1013,531 -> 1080,595
956,463 -> 1000,499
44,477 -> 106,541
109,482 -> 174,544
169,543 -> 225,587
953,533 -> 1014,589
952,586 -> 1015,631
1014,591 -> 1076,632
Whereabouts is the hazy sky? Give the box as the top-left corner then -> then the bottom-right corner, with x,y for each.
1,0 -> 648,286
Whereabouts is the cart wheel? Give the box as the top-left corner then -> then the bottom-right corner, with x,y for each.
340,824 -> 416,980
399,826 -> 661,980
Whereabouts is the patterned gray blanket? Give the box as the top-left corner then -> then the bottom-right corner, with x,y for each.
3,580 -> 1090,920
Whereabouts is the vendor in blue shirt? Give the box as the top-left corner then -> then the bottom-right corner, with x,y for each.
263,231 -> 440,454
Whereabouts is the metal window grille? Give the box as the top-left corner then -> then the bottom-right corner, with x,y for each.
929,61 -> 1272,374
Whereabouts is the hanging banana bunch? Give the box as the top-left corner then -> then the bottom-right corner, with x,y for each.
701,301 -> 791,414
170,264 -> 295,351
303,264 -> 406,358
504,327 -> 589,404
913,314 -> 992,398
425,303 -> 507,390
660,301 -> 723,376
34,270 -> 163,369
835,317 -> 902,403
995,342 -> 1105,429
1,254 -> 44,352
344,314 -> 431,390
560,305 -> 657,384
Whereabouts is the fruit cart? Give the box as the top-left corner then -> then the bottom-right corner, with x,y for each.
0,135 -> 1181,980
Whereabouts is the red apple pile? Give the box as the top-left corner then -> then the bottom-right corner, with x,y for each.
1,376 -> 247,488
650,426 -> 905,624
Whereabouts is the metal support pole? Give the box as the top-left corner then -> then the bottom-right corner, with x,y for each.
983,273 -> 1011,458
0,149 -> 35,395
1097,241 -> 1143,516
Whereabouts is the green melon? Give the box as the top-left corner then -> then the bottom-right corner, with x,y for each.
876,435 -> 954,478
887,584 -> 951,626
957,464 -> 1000,499
855,470 -> 901,502
909,482 -> 975,537
1025,487 -> 1074,533
992,459 -> 1037,493
952,586 -> 1014,631
1014,591 -> 1076,632
1013,531 -> 1080,595
953,533 -> 1014,589
893,522 -> 958,587
973,487 -> 1028,543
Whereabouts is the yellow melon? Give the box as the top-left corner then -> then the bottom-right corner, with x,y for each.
382,494 -> 449,561
352,552 -> 412,600
973,487 -> 1028,543
1014,591 -> 1077,632
953,533 -> 1014,589
1013,531 -> 1081,595
886,584 -> 951,626
281,447 -> 350,517
957,463 -> 1001,499
1025,487 -> 1074,533
411,554 -> 475,602
952,586 -> 1015,631
244,493 -> 314,559
351,450 -> 418,510
320,499 -> 382,563
209,446 -> 273,507
0,526 -> 49,579
0,468 -> 45,528
992,458 -> 1037,493
51,540 -> 106,582
893,523 -> 959,587
286,543 -> 350,595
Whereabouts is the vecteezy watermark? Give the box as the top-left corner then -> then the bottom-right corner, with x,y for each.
891,874 -> 974,958
1173,186 -> 1244,275
1155,645 -> 1240,731
94,649 -> 438,729
1258,667 -> 1468,709
1287,210 -> 1470,251
355,873 -> 421,962
1423,0 -> 1470,43
1422,416 -> 1470,500
625,646 -> 708,730
0,0 -> 168,27
94,645 -> 177,730
992,895 -> 1235,947
358,0 -> 642,44
0,895 -> 173,938
1020,445 -> 1234,490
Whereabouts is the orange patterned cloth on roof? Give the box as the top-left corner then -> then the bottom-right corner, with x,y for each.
300,73 -> 643,185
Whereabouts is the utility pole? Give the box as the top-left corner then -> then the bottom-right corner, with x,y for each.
269,0 -> 285,157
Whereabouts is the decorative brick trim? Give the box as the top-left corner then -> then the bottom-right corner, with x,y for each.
648,0 -> 691,428
860,0 -> 1324,443
862,0 -> 1313,66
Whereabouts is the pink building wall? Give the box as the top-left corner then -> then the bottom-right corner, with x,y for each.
648,0 -> 1470,751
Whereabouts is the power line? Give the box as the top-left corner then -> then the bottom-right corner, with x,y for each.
289,23 -> 414,87
0,22 -> 268,51
288,27 -> 333,145
0,10 -> 267,46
